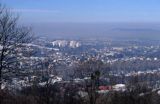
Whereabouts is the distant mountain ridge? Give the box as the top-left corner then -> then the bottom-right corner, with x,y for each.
30,22 -> 160,40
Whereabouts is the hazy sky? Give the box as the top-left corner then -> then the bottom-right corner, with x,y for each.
1,0 -> 160,39
2,0 -> 160,23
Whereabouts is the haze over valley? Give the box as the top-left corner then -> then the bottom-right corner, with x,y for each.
26,22 -> 160,40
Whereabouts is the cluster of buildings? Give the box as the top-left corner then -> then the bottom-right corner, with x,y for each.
52,40 -> 81,48
1,38 -> 160,93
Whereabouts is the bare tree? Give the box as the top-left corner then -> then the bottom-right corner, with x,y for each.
0,4 -> 33,87
73,59 -> 104,79
73,59 -> 104,104
86,70 -> 101,104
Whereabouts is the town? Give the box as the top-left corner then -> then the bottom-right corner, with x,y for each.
1,0 -> 160,103
1,38 -> 160,95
